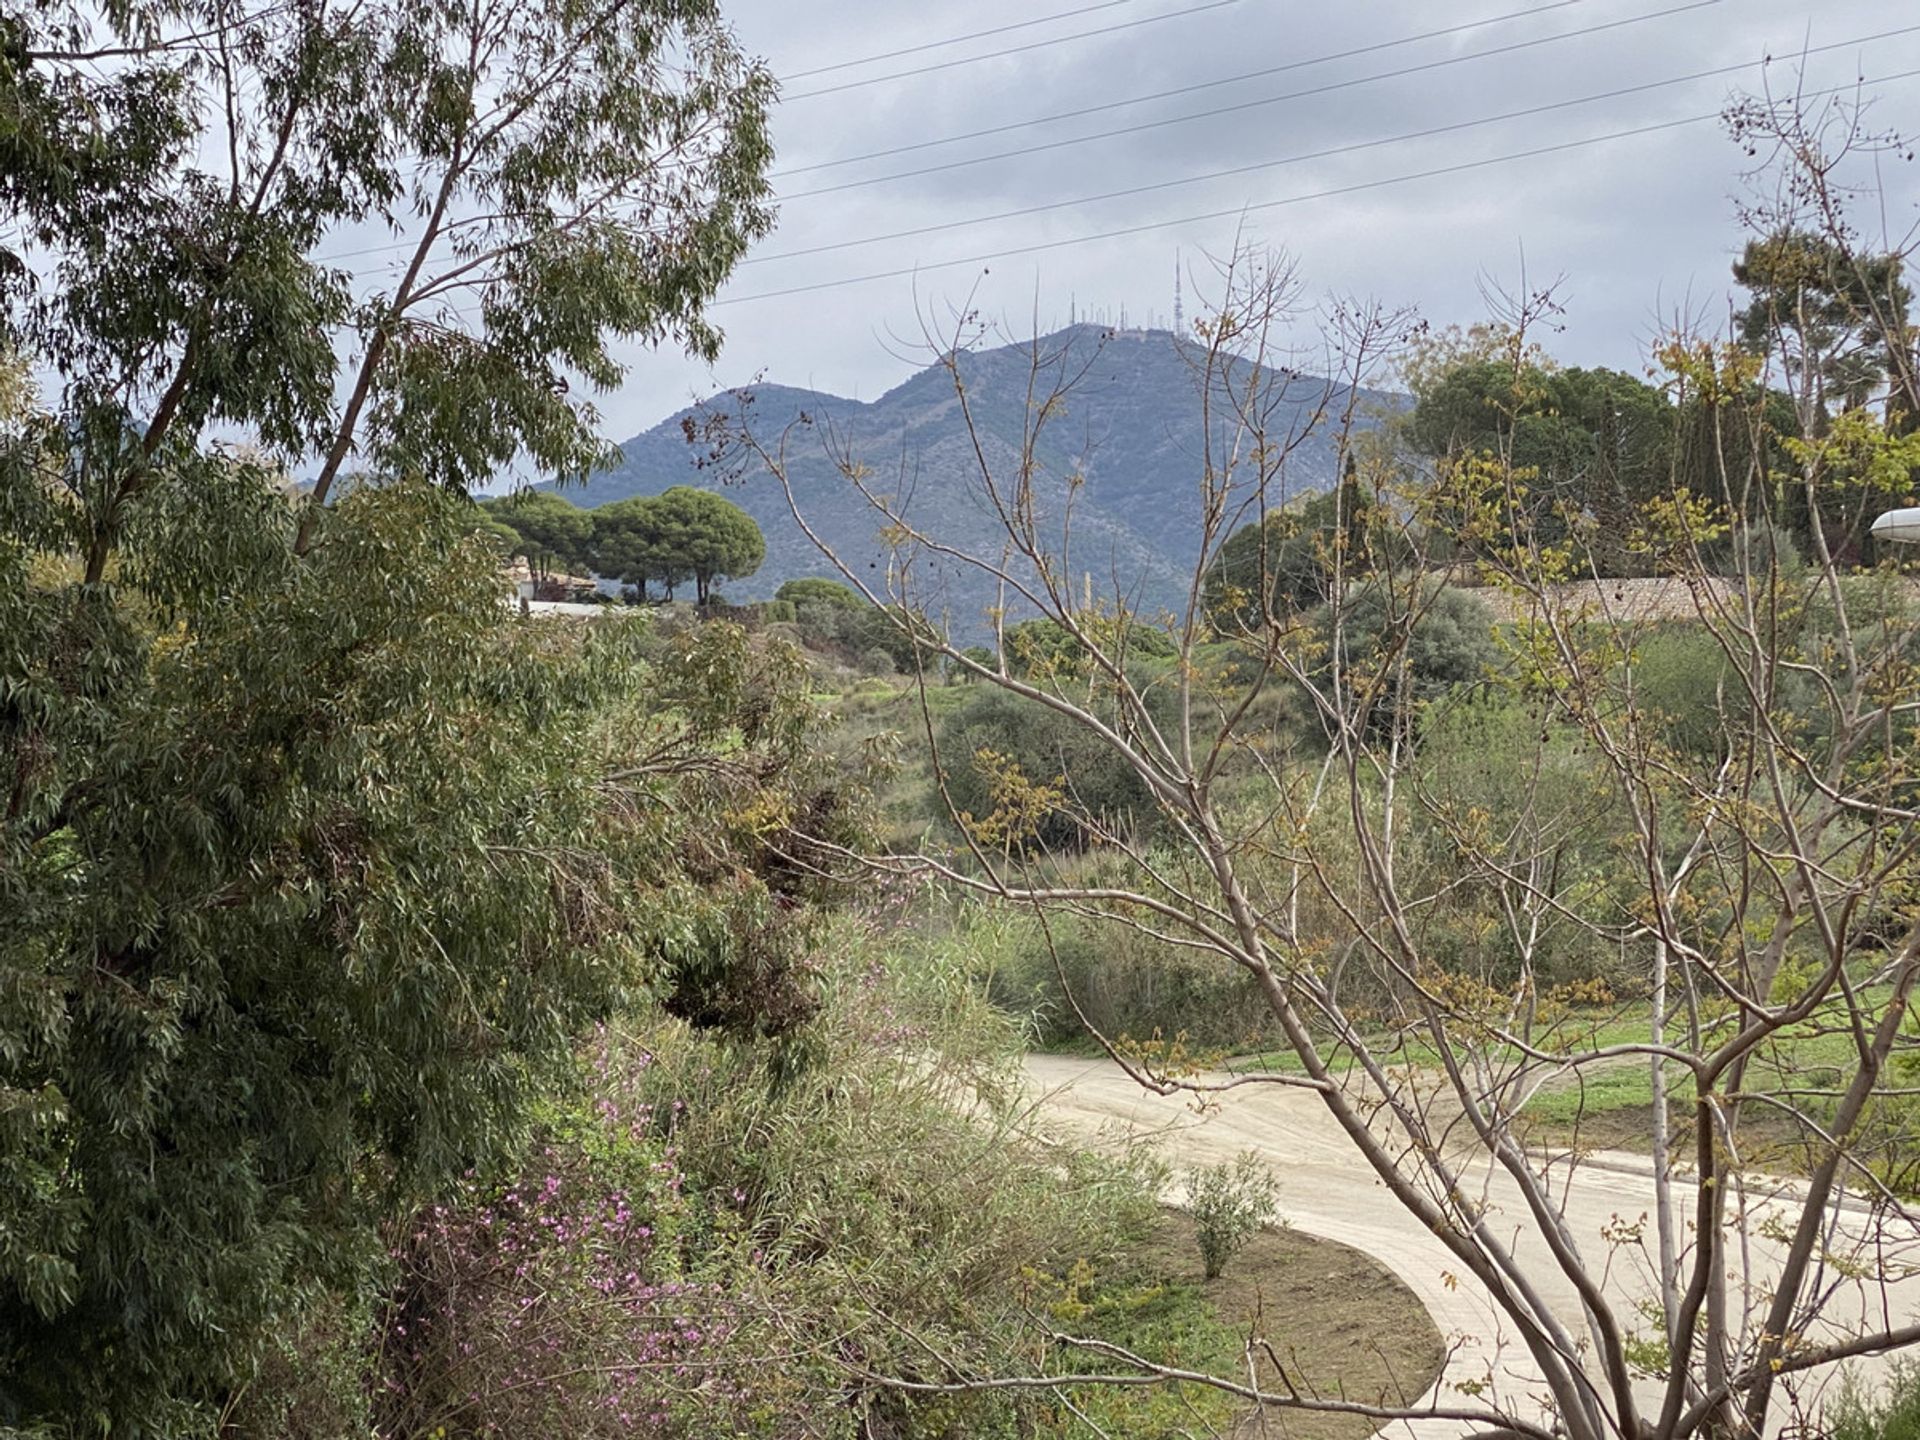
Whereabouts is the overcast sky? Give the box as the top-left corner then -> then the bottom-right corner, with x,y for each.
599,0 -> 1920,432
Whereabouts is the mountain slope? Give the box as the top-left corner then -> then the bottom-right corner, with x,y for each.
571,325 -> 1393,628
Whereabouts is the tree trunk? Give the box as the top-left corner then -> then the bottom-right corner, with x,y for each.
1651,936 -> 1680,1359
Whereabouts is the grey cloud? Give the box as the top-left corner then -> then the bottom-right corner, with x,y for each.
603,0 -> 1920,436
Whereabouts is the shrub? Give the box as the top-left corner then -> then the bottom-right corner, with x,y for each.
1202,481 -> 1412,625
1313,579 -> 1496,738
346,920 -> 1167,1439
0,483 -> 659,1427
953,644 -> 995,678
1711,519 -> 1804,580
1002,616 -> 1174,676
937,686 -> 1172,850
372,1111 -> 750,1440
1629,626 -> 1741,761
224,1292 -> 376,1440
1188,1153 -> 1279,1281
776,577 -> 863,610
1413,696 -> 1633,992
787,592 -> 929,674
986,907 -> 1275,1051
1825,1359 -> 1920,1440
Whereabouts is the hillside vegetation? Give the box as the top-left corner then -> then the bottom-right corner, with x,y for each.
564,325 -> 1387,623
12,3 -> 1920,1436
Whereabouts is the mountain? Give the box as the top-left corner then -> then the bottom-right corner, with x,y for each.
569,324 -> 1394,630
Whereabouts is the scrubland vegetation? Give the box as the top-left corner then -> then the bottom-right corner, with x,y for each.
11,0 -> 1920,1434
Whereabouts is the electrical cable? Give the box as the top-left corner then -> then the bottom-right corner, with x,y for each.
780,0 -> 1723,201
709,66 -> 1920,308
781,0 -> 1148,82
781,0 -> 1241,101
771,0 -> 1589,178
310,0 -> 1642,266
745,23 -> 1920,266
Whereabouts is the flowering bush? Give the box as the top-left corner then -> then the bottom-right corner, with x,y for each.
372,1040 -> 768,1439
348,923 -> 1168,1440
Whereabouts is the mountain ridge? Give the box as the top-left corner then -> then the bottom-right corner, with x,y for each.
565,324 -> 1395,628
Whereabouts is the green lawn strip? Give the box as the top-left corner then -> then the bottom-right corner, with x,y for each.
1205,983 -> 1900,1135
1217,1002 -> 1663,1082
1520,985 -> 1906,1153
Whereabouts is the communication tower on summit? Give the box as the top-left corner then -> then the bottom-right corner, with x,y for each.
1173,252 -> 1184,336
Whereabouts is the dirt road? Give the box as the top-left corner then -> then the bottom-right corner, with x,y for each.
1023,1052 -> 1920,1439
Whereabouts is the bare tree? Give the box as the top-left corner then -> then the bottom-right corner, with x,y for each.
734,109 -> 1920,1435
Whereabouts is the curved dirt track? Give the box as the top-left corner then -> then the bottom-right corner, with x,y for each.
1023,1053 -> 1920,1439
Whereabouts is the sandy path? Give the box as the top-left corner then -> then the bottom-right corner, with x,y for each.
1022,1052 -> 1920,1439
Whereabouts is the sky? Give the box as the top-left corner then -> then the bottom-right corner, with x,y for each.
504,1 -> 1920,434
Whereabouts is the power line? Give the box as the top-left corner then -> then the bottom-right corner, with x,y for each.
312,3 -> 1253,266
770,0 -> 1588,179
781,0 -> 1241,102
711,66 -> 1920,309
781,0 -> 1148,82
746,23 -> 1920,268
779,0 -> 1722,203
305,0 -> 1686,269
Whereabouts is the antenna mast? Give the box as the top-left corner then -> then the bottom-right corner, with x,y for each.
1173,250 -> 1185,336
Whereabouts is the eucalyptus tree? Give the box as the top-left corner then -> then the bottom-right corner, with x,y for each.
3,0 -> 773,567
1,0 -> 774,1430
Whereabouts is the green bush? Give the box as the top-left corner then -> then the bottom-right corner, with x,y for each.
1188,1152 -> 1280,1281
530,922 -> 1163,1436
937,687 -> 1166,850
1710,520 -> 1805,580
787,592 -> 929,674
2,483 -> 657,1428
1001,616 -> 1175,675
776,576 -> 864,610
985,907 -> 1274,1052
223,912 -> 1179,1439
953,644 -> 995,678
1,474 -> 860,1431
1629,626 -> 1740,760
1413,695 -> 1634,992
1825,1360 -> 1920,1440
1313,579 -> 1496,738
1202,481 -> 1412,625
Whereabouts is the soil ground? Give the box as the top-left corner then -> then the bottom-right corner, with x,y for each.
1141,1209 -> 1447,1440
